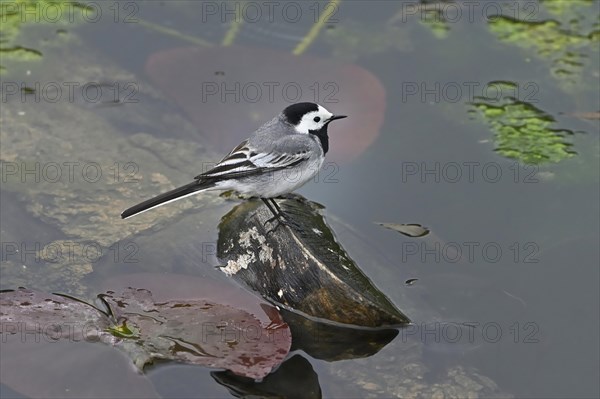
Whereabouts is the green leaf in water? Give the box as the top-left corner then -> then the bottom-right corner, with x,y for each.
108,320 -> 139,339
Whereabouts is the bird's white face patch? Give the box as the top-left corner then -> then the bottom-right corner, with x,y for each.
294,105 -> 334,134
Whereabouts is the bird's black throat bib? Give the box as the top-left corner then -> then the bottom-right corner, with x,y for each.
309,125 -> 329,154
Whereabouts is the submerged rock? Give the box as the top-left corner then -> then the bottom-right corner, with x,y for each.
0,34 -> 221,295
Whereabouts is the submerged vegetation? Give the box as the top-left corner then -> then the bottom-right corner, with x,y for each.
469,82 -> 576,164
488,0 -> 599,88
0,0 -> 91,72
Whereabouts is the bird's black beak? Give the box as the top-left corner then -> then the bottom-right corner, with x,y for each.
328,115 -> 347,123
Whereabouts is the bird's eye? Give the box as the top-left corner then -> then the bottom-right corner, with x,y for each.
313,117 -> 321,122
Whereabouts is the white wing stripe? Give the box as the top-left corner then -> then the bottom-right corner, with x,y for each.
199,150 -> 310,179
218,157 -> 247,166
203,163 -> 257,177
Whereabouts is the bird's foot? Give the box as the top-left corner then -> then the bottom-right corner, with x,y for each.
264,212 -> 299,233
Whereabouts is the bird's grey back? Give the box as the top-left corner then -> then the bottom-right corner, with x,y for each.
251,115 -> 292,139
247,114 -> 319,155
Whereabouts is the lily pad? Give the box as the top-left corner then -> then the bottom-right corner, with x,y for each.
101,288 -> 290,379
0,288 -> 113,344
145,45 -> 385,162
0,287 -> 291,380
217,195 -> 410,328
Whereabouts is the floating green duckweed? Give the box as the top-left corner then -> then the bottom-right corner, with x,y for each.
488,1 -> 599,87
386,1 -> 451,40
0,46 -> 43,61
417,3 -> 451,39
0,0 -> 92,73
470,83 -> 576,164
540,0 -> 595,17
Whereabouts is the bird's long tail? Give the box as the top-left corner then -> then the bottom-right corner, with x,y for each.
121,180 -> 215,219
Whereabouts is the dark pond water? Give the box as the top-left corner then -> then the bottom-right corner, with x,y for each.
1,1 -> 599,398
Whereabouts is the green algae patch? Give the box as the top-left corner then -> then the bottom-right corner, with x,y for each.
417,3 -> 451,39
386,2 -> 451,40
0,0 -> 92,72
540,0 -> 596,18
487,1 -> 599,88
470,83 -> 576,164
0,45 -> 42,61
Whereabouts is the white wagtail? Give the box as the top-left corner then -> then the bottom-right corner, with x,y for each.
121,102 -> 347,220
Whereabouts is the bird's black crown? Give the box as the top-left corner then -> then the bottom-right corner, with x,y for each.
282,102 -> 319,125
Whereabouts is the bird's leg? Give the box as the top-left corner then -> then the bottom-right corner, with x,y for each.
269,198 -> 284,216
262,198 -> 297,231
262,199 -> 285,232
262,198 -> 281,219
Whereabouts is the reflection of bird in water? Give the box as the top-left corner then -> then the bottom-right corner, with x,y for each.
121,102 -> 346,220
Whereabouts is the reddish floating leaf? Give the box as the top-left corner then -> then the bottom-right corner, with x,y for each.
145,46 -> 385,162
1,284 -> 291,386
102,287 -> 291,379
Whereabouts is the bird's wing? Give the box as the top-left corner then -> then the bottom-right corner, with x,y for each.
195,138 -> 311,180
